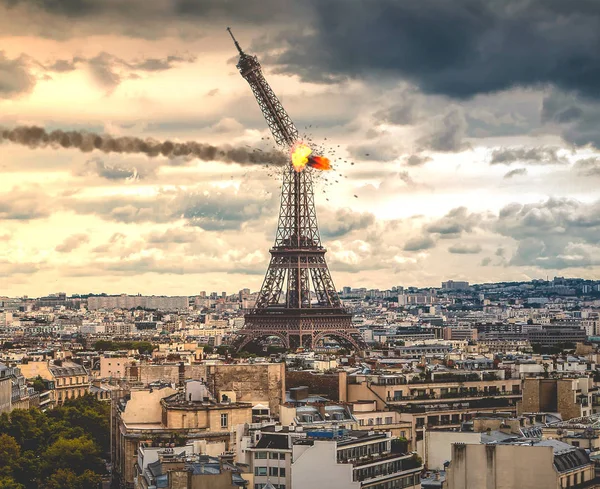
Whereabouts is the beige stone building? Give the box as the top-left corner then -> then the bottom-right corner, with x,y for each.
49,363 -> 90,404
125,362 -> 285,415
113,380 -> 253,488
0,375 -> 11,413
445,441 -> 598,489
19,360 -> 90,404
519,377 -> 596,421
340,371 -> 521,446
350,400 -> 413,441
100,356 -> 129,379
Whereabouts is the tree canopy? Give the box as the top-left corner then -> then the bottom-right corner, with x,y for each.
0,395 -> 109,489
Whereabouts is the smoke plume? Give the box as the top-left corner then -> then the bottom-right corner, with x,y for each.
0,126 -> 286,166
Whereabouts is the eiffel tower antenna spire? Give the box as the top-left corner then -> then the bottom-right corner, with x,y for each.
226,27 -> 244,55
227,29 -> 365,351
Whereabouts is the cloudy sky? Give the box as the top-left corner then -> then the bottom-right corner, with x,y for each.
1,0 -> 600,297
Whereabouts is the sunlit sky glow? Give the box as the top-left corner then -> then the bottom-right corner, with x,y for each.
1,1 -> 600,296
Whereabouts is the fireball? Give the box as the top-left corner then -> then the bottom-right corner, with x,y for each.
291,142 -> 312,171
290,142 -> 331,172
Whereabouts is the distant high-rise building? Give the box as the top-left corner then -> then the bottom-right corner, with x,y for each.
442,280 -> 470,290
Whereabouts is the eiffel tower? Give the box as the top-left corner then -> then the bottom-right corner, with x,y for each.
227,28 -> 366,351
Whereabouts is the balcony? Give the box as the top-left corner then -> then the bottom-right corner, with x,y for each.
408,373 -> 481,384
387,390 -> 521,403
353,453 -> 422,482
394,397 -> 517,414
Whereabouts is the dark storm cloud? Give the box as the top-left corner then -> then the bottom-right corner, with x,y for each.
43,53 -> 197,90
0,0 -> 300,39
0,51 -> 36,98
417,108 -> 468,152
373,87 -> 421,126
503,168 -> 527,179
257,0 -> 600,100
448,243 -> 482,254
403,155 -> 432,167
4,0 -> 100,16
425,207 -> 482,237
403,235 -> 435,252
496,198 -> 600,269
347,140 -> 401,162
45,59 -> 77,72
66,184 -> 276,230
80,158 -> 140,180
319,208 -> 376,239
541,90 -> 600,149
5,1 -> 600,102
490,147 -> 566,165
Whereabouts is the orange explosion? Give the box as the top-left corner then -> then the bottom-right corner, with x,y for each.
308,155 -> 331,171
290,142 -> 331,172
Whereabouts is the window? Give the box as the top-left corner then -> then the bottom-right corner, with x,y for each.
269,467 -> 285,477
255,452 -> 267,459
255,484 -> 266,489
220,413 -> 228,428
254,467 -> 267,476
269,452 -> 280,459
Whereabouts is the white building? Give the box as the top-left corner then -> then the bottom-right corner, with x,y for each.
292,431 -> 422,489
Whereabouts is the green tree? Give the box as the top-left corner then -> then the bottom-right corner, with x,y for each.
42,437 -> 104,477
0,434 -> 20,476
12,450 -> 41,489
0,477 -> 25,489
43,469 -> 101,489
31,377 -> 46,393
0,393 -> 109,488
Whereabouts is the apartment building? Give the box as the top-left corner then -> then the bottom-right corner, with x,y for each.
113,380 -> 253,488
340,371 -> 521,444
50,363 -> 90,404
100,355 -> 128,379
292,430 -> 423,489
519,377 -> 597,420
87,295 -> 189,311
136,448 -> 249,489
248,431 -> 293,489
445,441 -> 598,489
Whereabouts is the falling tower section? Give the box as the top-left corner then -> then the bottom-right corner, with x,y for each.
227,28 -> 366,351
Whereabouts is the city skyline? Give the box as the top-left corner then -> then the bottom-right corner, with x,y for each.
2,1 -> 600,296
5,275 -> 599,300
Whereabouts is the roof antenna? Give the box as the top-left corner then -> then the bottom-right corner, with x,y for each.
226,27 -> 244,55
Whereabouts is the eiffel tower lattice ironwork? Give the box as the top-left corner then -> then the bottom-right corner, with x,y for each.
227,28 -> 366,351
